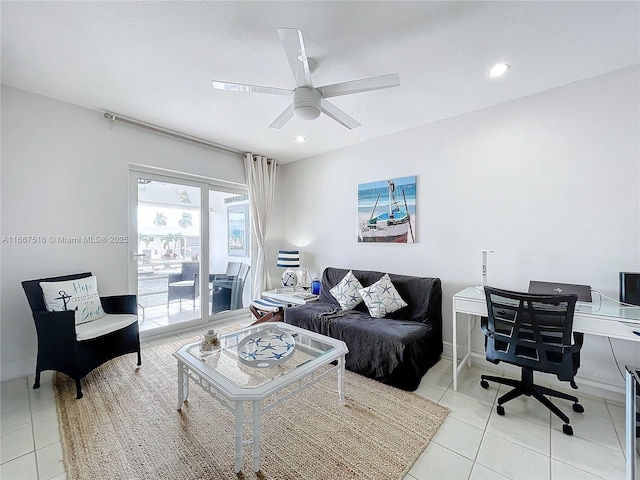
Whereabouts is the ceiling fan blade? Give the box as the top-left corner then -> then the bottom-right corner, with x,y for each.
269,104 -> 295,129
318,73 -> 400,99
320,99 -> 361,130
212,81 -> 291,96
277,28 -> 313,88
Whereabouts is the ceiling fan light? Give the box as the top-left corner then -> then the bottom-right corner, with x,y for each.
293,87 -> 322,120
293,104 -> 321,120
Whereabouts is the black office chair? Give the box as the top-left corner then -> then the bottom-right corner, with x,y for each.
479,286 -> 584,436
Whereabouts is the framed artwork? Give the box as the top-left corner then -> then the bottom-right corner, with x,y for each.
227,204 -> 249,256
358,176 -> 416,243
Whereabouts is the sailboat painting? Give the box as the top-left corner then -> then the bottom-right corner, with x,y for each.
358,176 -> 416,243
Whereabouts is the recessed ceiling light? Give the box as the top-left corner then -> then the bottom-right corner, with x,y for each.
488,63 -> 510,78
295,135 -> 306,143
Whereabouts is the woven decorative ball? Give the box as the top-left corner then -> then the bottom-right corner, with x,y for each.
281,269 -> 298,288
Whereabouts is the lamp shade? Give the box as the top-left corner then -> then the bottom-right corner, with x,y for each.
277,250 -> 300,288
277,250 -> 300,268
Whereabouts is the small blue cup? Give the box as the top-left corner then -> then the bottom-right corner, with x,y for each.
311,279 -> 321,295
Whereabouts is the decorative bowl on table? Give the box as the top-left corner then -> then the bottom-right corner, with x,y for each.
237,329 -> 296,368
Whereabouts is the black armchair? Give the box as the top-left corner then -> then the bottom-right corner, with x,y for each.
479,286 -> 584,436
22,272 -> 141,399
167,261 -> 200,310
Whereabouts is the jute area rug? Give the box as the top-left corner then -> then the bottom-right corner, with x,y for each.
54,336 -> 449,480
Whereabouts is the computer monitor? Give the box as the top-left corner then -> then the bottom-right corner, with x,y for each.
620,272 -> 640,306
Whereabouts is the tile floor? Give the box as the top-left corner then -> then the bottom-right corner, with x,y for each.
1,320 -> 638,480
138,300 -> 204,333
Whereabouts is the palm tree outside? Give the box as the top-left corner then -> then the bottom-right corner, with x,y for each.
154,212 -> 167,227
178,212 -> 193,228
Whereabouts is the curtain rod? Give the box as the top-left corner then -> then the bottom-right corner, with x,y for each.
103,112 -> 244,156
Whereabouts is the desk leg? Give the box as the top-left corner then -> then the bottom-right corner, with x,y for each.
234,402 -> 243,474
452,307 -> 458,391
252,401 -> 261,473
453,308 -> 474,392
625,369 -> 636,480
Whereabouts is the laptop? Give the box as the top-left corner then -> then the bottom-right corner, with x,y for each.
528,280 -> 592,303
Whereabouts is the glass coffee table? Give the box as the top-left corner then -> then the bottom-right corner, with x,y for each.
173,322 -> 348,474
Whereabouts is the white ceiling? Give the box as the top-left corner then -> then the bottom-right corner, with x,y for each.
2,1 -> 639,163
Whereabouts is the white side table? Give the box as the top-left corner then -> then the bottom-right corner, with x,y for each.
249,289 -> 318,325
261,288 -> 318,305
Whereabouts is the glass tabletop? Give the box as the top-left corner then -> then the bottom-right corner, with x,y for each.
183,324 -> 338,389
456,287 -> 640,323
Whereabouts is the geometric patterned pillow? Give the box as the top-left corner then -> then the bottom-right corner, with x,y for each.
329,270 -> 364,310
358,274 -> 408,318
39,275 -> 106,325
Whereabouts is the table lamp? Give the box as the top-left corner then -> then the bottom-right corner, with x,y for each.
277,250 -> 300,289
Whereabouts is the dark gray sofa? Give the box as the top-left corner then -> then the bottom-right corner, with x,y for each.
285,267 -> 443,391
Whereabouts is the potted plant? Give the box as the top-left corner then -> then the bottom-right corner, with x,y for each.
138,233 -> 152,249
138,233 -> 153,262
161,233 -> 176,258
172,232 -> 184,258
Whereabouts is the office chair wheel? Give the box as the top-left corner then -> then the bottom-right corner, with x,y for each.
562,424 -> 573,436
496,405 -> 505,416
480,379 -> 489,389
572,403 -> 584,413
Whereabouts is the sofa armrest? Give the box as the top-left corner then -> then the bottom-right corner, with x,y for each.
101,295 -> 137,315
168,273 -> 181,283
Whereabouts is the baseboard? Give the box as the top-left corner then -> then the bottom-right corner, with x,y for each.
140,310 -> 250,343
1,357 -> 35,382
442,342 -> 626,404
2,338 -> 627,405
2,313 -> 251,382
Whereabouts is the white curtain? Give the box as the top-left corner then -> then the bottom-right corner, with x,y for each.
244,153 -> 277,299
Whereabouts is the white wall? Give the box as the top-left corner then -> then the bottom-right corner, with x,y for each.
275,66 -> 640,391
3,66 -> 639,391
0,86 -> 245,380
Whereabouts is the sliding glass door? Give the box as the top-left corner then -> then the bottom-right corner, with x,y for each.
129,169 -> 251,336
208,191 -> 251,315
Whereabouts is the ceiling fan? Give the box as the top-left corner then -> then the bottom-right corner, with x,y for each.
212,28 -> 400,130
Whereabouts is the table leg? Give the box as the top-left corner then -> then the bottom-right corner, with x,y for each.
176,361 -> 188,410
252,401 -> 261,473
467,314 -> 472,370
234,402 -> 243,474
452,308 -> 458,391
338,355 -> 346,405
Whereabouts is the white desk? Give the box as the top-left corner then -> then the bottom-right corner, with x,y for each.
452,286 -> 640,392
